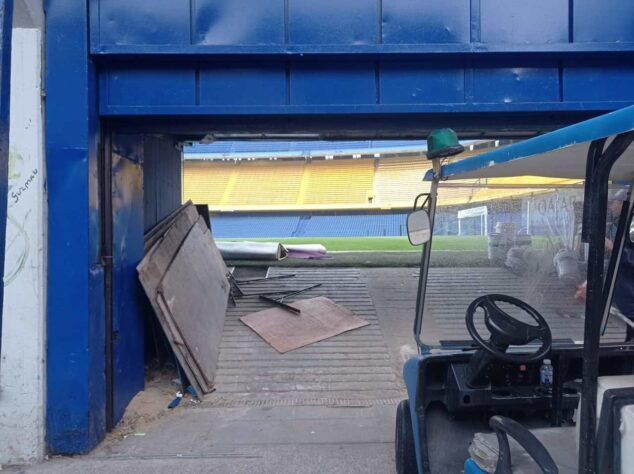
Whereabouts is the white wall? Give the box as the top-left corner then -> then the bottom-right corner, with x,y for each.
0,27 -> 46,464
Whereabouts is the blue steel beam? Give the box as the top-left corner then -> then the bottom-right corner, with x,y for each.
90,43 -> 634,56
89,0 -> 634,51
45,0 -> 105,453
100,102 -> 634,117
90,0 -> 634,121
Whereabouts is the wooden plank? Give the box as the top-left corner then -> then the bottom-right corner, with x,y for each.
143,200 -> 194,254
137,205 -> 212,395
157,218 -> 230,387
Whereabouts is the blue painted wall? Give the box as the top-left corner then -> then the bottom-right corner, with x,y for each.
143,135 -> 182,232
46,0 -> 105,453
111,134 -> 145,425
46,0 -> 634,456
90,0 -> 634,119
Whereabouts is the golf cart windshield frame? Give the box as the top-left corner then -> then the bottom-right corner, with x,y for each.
413,126 -> 634,473
576,133 -> 634,472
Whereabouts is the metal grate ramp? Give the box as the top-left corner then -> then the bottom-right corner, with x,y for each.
203,268 -> 405,407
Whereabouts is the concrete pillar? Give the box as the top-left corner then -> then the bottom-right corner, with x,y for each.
0,26 -> 46,464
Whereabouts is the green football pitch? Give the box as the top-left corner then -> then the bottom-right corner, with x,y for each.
218,235 -> 489,252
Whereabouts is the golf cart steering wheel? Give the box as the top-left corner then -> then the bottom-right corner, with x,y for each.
465,294 -> 552,364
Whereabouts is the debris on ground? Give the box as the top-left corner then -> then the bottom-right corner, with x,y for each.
217,241 -> 287,260
106,367 -> 176,441
168,391 -> 183,409
138,201 -> 229,398
217,241 -> 329,261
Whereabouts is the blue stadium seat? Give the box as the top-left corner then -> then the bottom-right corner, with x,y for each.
210,213 -> 408,239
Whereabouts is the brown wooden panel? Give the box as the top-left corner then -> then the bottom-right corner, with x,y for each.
157,219 -> 230,387
138,203 -> 228,396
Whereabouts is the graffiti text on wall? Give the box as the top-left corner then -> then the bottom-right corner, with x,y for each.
11,167 -> 37,204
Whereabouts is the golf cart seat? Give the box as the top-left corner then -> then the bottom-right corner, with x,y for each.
468,416 -> 577,474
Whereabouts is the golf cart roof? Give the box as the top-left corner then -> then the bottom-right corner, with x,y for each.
424,105 -> 634,182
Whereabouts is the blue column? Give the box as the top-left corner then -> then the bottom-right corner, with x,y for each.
0,0 -> 12,367
111,134 -> 145,424
45,0 -> 105,453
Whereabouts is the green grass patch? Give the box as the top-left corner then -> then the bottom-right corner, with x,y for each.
218,235 -> 489,252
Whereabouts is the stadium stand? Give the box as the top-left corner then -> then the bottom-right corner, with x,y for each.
374,157 -> 428,207
301,214 -> 406,237
211,215 -> 301,238
302,159 -> 375,205
210,213 -> 407,239
182,143 -> 505,211
184,157 -> 418,210
182,161 -> 233,205
227,161 -> 305,206
182,139 -> 550,239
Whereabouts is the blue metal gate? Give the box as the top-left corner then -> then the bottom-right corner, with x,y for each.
45,0 -> 634,454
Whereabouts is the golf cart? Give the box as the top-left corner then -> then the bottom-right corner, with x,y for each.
396,107 -> 634,474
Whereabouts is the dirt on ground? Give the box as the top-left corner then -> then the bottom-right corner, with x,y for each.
106,366 -> 196,441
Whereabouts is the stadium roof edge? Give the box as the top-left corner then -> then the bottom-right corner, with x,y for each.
183,139 -> 491,161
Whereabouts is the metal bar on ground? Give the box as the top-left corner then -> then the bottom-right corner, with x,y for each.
236,274 -> 296,284
258,295 -> 301,314
245,283 -> 322,297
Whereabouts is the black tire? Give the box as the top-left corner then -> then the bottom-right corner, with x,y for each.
395,399 -> 418,474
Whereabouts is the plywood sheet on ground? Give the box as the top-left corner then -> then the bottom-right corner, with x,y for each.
240,296 -> 369,353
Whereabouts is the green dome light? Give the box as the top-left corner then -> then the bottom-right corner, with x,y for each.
426,128 -> 464,159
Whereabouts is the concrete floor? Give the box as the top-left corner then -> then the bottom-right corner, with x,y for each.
7,265 -> 622,473
8,267 -> 416,474
11,406 -> 396,474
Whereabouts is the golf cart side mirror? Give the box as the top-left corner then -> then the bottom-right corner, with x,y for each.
407,209 -> 431,246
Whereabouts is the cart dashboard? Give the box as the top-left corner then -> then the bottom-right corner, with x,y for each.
416,342 -> 634,422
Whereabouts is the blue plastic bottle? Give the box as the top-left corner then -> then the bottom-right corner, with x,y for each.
540,358 -> 553,394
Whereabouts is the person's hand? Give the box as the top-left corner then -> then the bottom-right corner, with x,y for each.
575,281 -> 587,302
605,238 -> 614,252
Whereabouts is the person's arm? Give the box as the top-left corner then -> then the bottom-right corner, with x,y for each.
620,242 -> 634,269
576,281 -> 587,301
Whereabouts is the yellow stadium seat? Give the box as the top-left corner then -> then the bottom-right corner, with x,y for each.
302,160 -> 374,205
227,161 -> 305,206
183,151 -> 550,212
183,161 -> 234,205
374,157 -> 430,207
